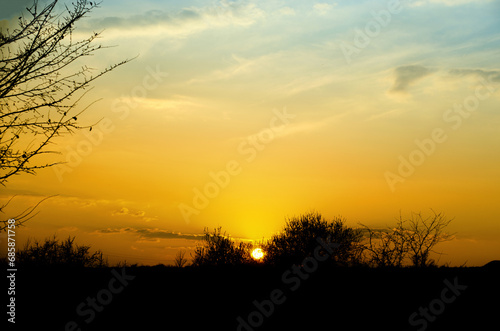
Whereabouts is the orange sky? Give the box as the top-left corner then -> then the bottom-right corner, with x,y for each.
1,0 -> 499,266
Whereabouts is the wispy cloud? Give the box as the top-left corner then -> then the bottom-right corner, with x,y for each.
94,227 -> 253,242
185,53 -> 279,85
112,207 -> 146,218
95,227 -> 204,241
279,6 -> 296,16
111,207 -> 160,223
131,95 -> 207,120
313,3 -> 336,15
390,65 -> 436,93
279,73 -> 336,96
449,68 -> 500,83
367,108 -> 407,121
80,0 -> 264,38
410,0 -> 493,7
275,120 -> 329,138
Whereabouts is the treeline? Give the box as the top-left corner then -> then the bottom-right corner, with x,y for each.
5,236 -> 108,268
1,210 -> 454,268
191,211 -> 453,268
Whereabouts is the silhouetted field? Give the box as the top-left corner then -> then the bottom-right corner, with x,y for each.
9,263 -> 499,330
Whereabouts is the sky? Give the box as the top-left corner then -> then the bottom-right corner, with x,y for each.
1,0 -> 499,266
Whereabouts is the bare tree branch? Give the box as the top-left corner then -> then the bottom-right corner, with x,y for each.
0,194 -> 56,232
361,210 -> 454,267
0,0 -> 132,185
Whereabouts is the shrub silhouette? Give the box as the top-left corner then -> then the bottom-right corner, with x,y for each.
191,227 -> 251,267
264,212 -> 363,266
16,235 -> 107,268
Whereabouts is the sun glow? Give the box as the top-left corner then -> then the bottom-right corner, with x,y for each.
251,248 -> 264,261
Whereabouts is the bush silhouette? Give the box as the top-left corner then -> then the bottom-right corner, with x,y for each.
264,212 -> 363,266
16,235 -> 107,268
191,227 -> 251,267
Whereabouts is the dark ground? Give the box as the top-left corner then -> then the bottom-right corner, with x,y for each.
6,262 -> 500,330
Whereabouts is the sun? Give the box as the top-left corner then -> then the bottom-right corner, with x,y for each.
251,248 -> 264,261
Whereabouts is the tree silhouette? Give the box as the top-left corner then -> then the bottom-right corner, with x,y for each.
362,210 -> 454,267
0,0 -> 130,185
264,212 -> 363,266
173,249 -> 188,267
191,227 -> 251,267
361,224 -> 407,267
15,235 -> 107,268
404,211 -> 454,267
